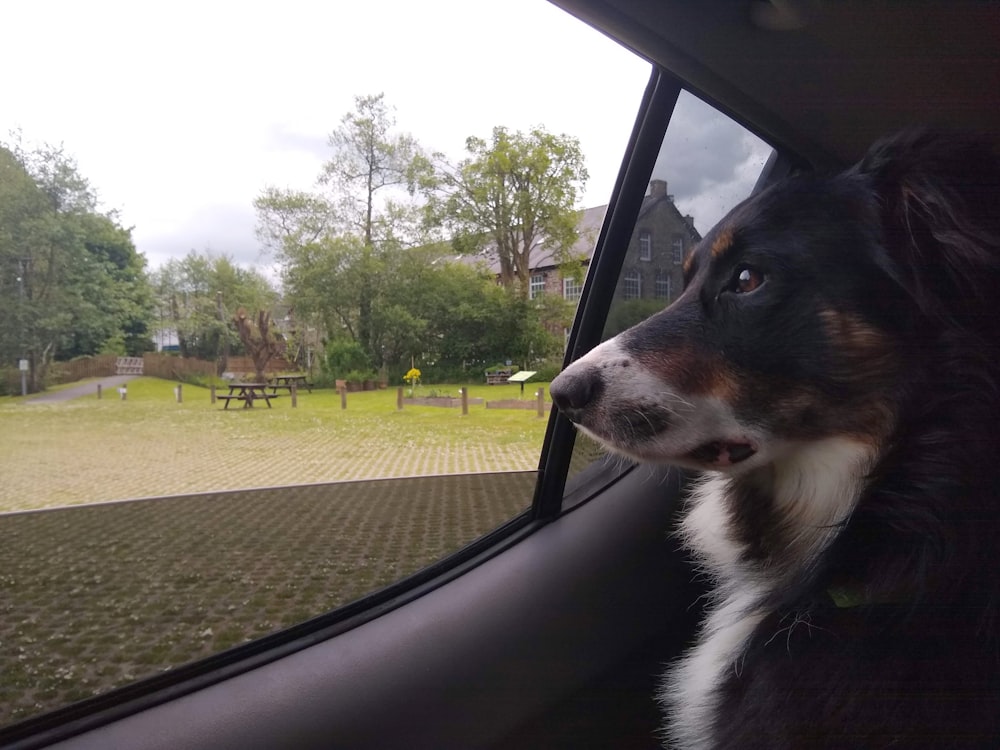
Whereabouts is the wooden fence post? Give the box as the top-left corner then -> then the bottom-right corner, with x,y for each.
210,384 -> 216,403
175,384 -> 183,403
291,383 -> 298,408
397,386 -> 404,410
340,386 -> 347,410
461,387 -> 469,416
97,384 -> 102,400
536,388 -> 545,418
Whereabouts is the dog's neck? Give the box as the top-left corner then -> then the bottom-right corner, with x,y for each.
680,437 -> 877,590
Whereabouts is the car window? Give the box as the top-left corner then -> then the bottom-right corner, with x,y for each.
564,89 -> 774,488
0,1 -> 650,731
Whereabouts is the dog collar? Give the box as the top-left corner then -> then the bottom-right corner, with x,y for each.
826,585 -> 867,609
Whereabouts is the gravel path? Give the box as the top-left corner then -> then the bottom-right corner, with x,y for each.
23,376 -> 138,404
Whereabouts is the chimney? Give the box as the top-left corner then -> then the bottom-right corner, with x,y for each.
649,179 -> 668,197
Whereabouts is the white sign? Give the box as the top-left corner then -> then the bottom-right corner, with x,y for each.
18,359 -> 29,372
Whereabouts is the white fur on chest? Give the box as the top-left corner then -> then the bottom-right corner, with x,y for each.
661,585 -> 766,750
661,437 -> 875,749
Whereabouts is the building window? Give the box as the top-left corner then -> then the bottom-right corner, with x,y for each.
671,236 -> 684,264
638,231 -> 652,261
655,270 -> 672,300
563,277 -> 582,302
529,273 -> 546,299
623,269 -> 641,299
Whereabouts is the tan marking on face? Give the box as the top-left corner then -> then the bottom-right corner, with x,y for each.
636,346 -> 739,401
682,253 -> 694,276
819,309 -> 898,382
710,226 -> 735,259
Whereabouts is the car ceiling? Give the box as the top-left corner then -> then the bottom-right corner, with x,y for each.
550,0 -> 1000,169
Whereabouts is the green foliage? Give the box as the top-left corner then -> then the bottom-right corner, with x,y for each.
604,297 -> 667,338
323,339 -> 372,379
530,357 -> 565,383
0,135 -> 155,392
251,99 -> 588,389
430,126 -> 588,298
176,372 -> 227,389
151,251 -> 278,363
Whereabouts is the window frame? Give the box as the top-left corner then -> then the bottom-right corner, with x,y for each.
671,234 -> 684,264
655,268 -> 671,300
563,276 -> 582,301
638,229 -> 652,260
529,272 -> 546,299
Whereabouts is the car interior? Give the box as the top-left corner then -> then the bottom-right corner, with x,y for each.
5,2 -> 1000,749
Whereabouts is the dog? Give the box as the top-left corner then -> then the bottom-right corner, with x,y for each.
550,129 -> 1000,748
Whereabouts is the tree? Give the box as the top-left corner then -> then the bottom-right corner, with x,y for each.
318,93 -> 433,362
152,251 -> 276,363
252,187 -> 335,259
431,126 -> 588,298
232,307 -> 282,382
0,136 -> 154,391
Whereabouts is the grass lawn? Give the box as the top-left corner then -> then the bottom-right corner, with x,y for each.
0,377 -> 554,727
0,377 -> 551,512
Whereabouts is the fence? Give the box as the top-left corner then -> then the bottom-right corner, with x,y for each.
50,355 -> 119,384
142,353 -> 216,381
224,356 -> 297,374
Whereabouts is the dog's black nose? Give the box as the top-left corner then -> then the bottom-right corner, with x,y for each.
550,369 -> 603,422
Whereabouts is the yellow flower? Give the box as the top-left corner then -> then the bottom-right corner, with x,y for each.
404,368 -> 421,383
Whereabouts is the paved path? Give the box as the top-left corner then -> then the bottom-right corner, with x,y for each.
23,375 -> 139,404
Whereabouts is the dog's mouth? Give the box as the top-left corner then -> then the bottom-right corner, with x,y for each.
685,440 -> 758,467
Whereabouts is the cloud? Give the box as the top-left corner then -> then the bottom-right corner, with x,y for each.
136,203 -> 263,270
651,92 -> 774,234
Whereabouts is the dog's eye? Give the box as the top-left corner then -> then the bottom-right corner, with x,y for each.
731,266 -> 764,294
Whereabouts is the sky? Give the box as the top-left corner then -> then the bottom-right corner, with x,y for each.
3,0 -> 771,273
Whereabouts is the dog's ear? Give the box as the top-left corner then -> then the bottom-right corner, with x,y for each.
852,128 -> 1000,318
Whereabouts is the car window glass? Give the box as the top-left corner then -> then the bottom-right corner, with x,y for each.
564,89 -> 774,488
0,1 -> 650,730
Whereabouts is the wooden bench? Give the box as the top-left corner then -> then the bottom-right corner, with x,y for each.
269,375 -> 313,394
219,386 -> 280,409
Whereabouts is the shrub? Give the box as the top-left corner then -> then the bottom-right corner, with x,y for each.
531,357 -> 564,382
177,372 -> 227,389
322,340 -> 372,380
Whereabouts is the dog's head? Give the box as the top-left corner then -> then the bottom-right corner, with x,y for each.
550,130 -> 1000,475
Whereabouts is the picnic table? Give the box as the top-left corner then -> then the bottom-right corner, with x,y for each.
218,383 -> 280,409
269,374 -> 312,394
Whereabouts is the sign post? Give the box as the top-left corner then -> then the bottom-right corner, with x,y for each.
506,370 -> 537,398
18,359 -> 28,397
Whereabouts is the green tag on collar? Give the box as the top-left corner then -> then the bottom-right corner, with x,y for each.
827,585 -> 866,609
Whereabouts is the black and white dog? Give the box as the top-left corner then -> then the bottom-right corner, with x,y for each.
550,130 -> 1000,748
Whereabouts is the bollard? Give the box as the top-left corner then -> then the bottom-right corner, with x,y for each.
291,383 -> 298,408
97,384 -> 102,400
210,384 -> 216,404
340,386 -> 347,410
461,387 -> 468,416
536,388 -> 545,418
118,385 -> 127,401
397,386 -> 404,410
174,384 -> 183,403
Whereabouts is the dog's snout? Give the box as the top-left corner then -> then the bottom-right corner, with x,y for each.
550,368 -> 603,421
